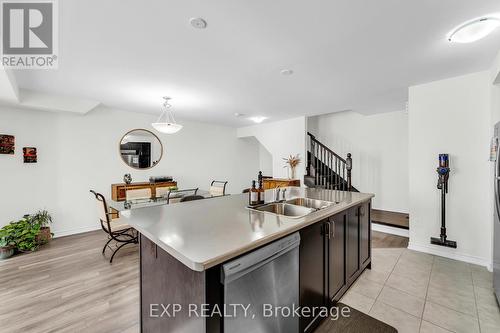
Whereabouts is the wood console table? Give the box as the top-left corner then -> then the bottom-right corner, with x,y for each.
111,181 -> 177,201
262,178 -> 300,190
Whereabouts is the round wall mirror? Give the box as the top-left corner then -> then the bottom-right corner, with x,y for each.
119,129 -> 163,169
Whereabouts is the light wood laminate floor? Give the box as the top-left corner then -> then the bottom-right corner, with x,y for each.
0,231 -> 139,333
0,230 -> 410,333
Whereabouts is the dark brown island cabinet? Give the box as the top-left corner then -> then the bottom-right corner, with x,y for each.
139,199 -> 372,333
300,201 -> 371,333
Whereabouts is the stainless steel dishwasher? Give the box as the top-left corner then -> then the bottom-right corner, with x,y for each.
221,232 -> 300,333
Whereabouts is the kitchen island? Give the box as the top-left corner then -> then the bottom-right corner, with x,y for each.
119,187 -> 374,333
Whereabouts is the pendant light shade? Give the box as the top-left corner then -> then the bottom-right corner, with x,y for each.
151,122 -> 183,134
152,97 -> 183,134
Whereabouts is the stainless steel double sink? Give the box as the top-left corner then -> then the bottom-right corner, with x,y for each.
248,197 -> 335,218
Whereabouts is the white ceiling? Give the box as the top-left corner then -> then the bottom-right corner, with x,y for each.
12,0 -> 500,126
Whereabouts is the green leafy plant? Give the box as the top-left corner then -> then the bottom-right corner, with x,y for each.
0,224 -> 15,248
0,235 -> 15,248
0,218 -> 41,252
0,210 -> 54,253
27,210 -> 54,244
0,233 -> 15,259
0,224 -> 14,248
27,209 -> 53,228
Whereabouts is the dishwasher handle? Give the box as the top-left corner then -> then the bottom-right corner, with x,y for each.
221,232 -> 300,284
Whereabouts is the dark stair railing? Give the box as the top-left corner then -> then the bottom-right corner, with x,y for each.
305,132 -> 356,191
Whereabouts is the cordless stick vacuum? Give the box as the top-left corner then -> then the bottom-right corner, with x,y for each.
430,154 -> 457,248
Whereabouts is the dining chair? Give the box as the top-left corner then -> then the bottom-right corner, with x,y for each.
210,180 -> 228,196
125,188 -> 152,201
156,186 -> 172,199
90,190 -> 138,263
167,188 -> 199,204
180,195 -> 205,202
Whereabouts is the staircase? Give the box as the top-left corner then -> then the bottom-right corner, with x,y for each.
305,132 -> 357,191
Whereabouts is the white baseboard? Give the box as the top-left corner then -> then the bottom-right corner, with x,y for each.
52,225 -> 100,238
372,223 -> 409,237
408,241 -> 492,271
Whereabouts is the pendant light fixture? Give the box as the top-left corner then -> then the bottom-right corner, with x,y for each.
151,97 -> 183,134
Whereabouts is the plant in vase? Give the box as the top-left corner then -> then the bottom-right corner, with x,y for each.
283,154 -> 301,179
0,218 -> 41,252
0,231 -> 15,259
29,210 -> 54,245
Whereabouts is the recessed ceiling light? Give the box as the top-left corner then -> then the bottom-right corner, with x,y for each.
448,16 -> 500,43
234,112 -> 246,117
190,17 -> 207,29
280,69 -> 294,76
249,116 -> 267,123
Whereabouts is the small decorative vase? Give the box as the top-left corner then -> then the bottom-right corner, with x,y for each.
123,173 -> 132,184
290,167 -> 296,180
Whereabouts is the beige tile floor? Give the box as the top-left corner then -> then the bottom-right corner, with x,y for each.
340,248 -> 500,333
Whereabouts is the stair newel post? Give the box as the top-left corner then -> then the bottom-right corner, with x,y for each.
346,153 -> 352,191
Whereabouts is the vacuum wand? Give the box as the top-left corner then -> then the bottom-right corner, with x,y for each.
430,154 -> 457,248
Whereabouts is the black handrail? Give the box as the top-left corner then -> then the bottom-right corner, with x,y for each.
307,132 -> 346,162
306,132 -> 353,191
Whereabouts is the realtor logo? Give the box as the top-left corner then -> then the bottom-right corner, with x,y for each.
1,0 -> 58,69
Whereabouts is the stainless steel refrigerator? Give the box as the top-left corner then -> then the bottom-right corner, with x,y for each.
493,122 -> 500,304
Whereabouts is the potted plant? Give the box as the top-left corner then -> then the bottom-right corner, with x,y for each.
7,218 -> 41,252
29,210 -> 53,245
0,232 -> 15,259
0,218 -> 40,255
0,211 -> 52,257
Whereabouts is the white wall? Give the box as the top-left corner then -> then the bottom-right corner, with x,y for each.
491,50 -> 500,125
0,106 -> 261,236
258,143 -> 273,177
408,71 -> 492,268
492,84 -> 500,125
308,111 -> 409,213
237,117 -> 307,180
489,51 -> 500,268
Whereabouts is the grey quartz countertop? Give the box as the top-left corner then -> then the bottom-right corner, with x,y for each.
119,187 -> 374,272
